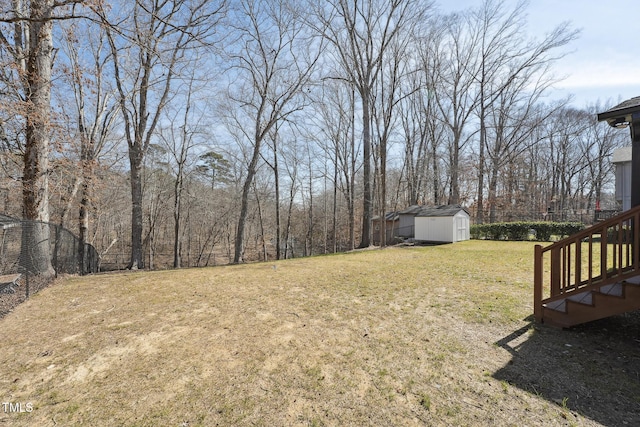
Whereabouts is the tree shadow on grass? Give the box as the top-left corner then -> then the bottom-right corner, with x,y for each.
494,312 -> 640,426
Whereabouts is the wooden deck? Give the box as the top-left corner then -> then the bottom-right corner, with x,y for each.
534,205 -> 640,327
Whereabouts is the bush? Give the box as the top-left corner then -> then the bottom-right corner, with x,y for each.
470,221 -> 585,242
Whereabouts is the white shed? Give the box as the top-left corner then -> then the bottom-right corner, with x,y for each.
414,205 -> 470,243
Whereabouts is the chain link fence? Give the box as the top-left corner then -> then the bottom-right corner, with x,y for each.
0,214 -> 98,318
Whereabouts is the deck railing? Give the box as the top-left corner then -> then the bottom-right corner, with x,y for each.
534,205 -> 640,323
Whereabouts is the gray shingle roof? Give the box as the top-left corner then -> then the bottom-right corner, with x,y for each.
597,96 -> 640,124
372,211 -> 400,221
398,204 -> 469,217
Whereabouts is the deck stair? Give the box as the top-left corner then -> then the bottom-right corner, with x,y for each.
535,205 -> 640,328
540,276 -> 640,328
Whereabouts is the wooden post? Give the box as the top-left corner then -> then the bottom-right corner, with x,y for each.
550,247 -> 561,296
635,211 -> 640,270
631,117 -> 640,270
534,244 -> 543,323
631,116 -> 640,208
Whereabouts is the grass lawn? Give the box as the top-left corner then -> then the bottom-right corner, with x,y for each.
1,241 -> 639,426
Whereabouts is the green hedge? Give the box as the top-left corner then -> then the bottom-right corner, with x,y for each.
470,221 -> 585,242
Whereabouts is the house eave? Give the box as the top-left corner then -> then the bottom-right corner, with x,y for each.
597,96 -> 640,127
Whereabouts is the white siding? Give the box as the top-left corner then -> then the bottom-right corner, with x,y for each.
414,212 -> 469,243
415,217 -> 449,242
616,162 -> 632,211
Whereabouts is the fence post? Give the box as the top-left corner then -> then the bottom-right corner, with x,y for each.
534,244 -> 543,323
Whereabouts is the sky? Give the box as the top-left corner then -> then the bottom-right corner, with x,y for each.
439,0 -> 640,110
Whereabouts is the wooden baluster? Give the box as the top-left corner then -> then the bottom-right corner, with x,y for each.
575,239 -> 581,287
618,221 -> 623,274
588,235 -> 593,285
534,244 -> 543,323
551,246 -> 561,296
601,226 -> 608,280
566,244 -> 572,290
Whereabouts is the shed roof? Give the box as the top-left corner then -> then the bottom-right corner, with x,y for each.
398,205 -> 424,215
399,204 -> 469,217
372,211 -> 400,221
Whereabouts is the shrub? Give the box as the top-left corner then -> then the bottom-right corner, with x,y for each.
470,221 -> 585,242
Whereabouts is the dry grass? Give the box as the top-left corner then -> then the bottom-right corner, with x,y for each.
1,241 -> 639,426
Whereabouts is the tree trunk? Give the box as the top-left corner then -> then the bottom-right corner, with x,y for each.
254,183 -> 268,262
21,0 -> 55,276
476,101 -> 487,224
273,140 -> 281,260
234,137 -> 262,263
173,174 -> 182,268
449,133 -> 461,205
79,159 -> 91,274
349,91 -> 356,251
307,170 -> 314,256
359,90 -> 372,248
488,162 -> 499,223
432,137 -> 440,204
128,148 -> 144,269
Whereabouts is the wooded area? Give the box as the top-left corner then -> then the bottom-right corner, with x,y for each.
0,0 -> 629,270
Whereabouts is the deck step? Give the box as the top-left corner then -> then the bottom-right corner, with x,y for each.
599,283 -> 623,296
543,290 -> 593,313
543,299 -> 565,312
567,291 -> 592,305
623,275 -> 640,285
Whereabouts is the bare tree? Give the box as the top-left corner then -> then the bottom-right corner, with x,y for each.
580,103 -> 625,209
0,0 -> 96,274
225,0 -> 323,263
311,82 -> 360,251
97,0 -> 226,269
543,107 -> 587,216
57,20 -> 120,273
485,94 -> 549,222
157,75 -> 206,268
470,0 -> 526,223
469,0 -> 577,222
141,144 -> 172,269
261,124 -> 283,259
371,31 -> 417,246
427,12 -> 481,206
313,0 -> 425,247
398,66 -> 447,208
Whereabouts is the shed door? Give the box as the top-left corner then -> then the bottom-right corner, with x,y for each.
455,215 -> 468,241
